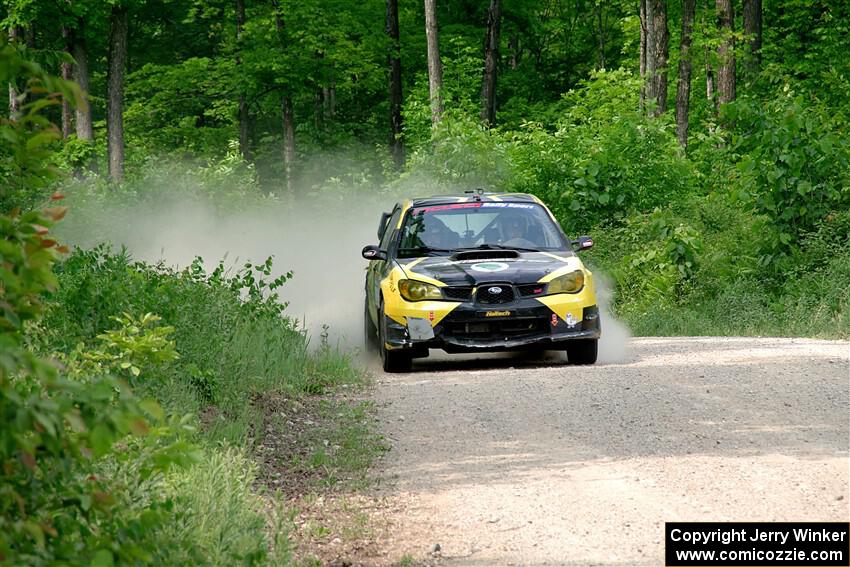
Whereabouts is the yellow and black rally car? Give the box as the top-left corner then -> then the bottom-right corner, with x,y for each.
362,191 -> 600,372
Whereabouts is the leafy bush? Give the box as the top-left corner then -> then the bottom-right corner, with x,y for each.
732,90 -> 850,261
402,109 -> 513,189
508,70 -> 695,233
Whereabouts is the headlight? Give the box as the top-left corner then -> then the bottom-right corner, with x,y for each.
546,270 -> 585,294
398,279 -> 442,301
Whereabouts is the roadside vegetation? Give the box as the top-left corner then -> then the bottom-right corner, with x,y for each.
0,48 -> 383,566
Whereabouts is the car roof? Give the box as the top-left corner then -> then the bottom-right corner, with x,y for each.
408,192 -> 542,208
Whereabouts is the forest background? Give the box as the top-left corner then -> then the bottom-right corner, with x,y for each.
0,0 -> 848,564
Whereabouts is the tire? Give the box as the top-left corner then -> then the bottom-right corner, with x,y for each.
378,299 -> 412,373
364,297 -> 378,352
566,339 -> 598,365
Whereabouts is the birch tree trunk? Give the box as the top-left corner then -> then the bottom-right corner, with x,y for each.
676,0 -> 696,148
480,0 -> 502,127
424,0 -> 443,127
107,5 -> 128,183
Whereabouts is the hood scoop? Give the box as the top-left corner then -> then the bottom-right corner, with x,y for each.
451,249 -> 520,262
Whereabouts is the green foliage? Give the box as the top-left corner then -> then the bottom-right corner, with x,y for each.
732,90 -> 850,262
403,109 -> 513,189
0,199 -> 193,566
125,58 -> 236,156
509,70 -> 694,233
0,42 -> 81,211
82,313 -> 179,379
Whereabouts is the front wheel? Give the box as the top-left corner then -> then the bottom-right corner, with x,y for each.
566,339 -> 598,365
378,300 -> 412,373
364,297 -> 377,352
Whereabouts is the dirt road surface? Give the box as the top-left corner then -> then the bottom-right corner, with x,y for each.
371,337 -> 850,566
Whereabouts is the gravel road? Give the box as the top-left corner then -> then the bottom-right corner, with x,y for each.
371,337 -> 850,566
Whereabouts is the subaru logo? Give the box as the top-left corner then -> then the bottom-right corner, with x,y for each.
488,286 -> 503,294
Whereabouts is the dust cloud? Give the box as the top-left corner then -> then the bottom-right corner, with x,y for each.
594,274 -> 632,364
60,191 -> 385,351
59,186 -> 631,363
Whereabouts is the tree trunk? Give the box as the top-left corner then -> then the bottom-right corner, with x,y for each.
715,0 -> 735,107
742,0 -> 762,77
704,0 -> 716,114
282,96 -> 295,192
107,6 -> 128,183
386,0 -> 404,168
314,89 -> 324,130
322,85 -> 335,120
72,25 -> 94,142
273,0 -> 296,191
236,0 -> 251,161
638,0 -> 646,111
61,25 -> 74,138
424,0 -> 443,127
479,0 -> 501,126
508,36 -> 520,69
595,0 -> 606,70
645,0 -> 668,116
705,59 -> 715,108
676,0 -> 695,148
8,26 -> 22,120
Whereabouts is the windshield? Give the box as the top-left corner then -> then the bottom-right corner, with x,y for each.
397,202 -> 568,257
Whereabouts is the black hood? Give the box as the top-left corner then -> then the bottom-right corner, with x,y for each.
399,251 -> 577,287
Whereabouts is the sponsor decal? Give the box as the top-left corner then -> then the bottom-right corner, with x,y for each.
551,314 -> 558,327
485,311 -> 512,317
471,262 -> 509,273
565,313 -> 577,327
428,310 -> 435,322
481,202 -> 535,209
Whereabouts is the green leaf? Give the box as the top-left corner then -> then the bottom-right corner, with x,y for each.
89,423 -> 114,457
139,399 -> 165,421
22,521 -> 45,548
91,550 -> 114,567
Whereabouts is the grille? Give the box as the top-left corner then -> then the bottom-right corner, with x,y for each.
442,286 -> 473,302
444,318 -> 545,338
517,283 -> 546,297
476,285 -> 515,304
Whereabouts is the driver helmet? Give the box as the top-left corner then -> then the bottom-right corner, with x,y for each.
500,212 -> 527,240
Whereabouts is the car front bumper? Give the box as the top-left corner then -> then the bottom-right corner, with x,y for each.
383,299 -> 601,355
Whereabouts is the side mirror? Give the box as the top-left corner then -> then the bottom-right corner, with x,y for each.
362,244 -> 387,261
572,236 -> 594,251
